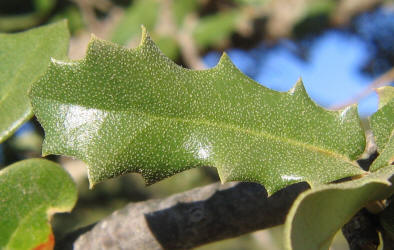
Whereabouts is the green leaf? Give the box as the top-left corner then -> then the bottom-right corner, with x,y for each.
193,10 -> 241,48
50,6 -> 84,35
301,0 -> 336,18
0,20 -> 69,143
172,0 -> 198,26
284,165 -> 394,250
370,86 -> 394,172
0,0 -> 56,32
0,159 -> 77,250
30,28 -> 366,194
110,0 -> 159,46
376,86 -> 394,109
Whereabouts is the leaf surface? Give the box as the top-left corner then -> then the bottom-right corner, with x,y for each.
30,29 -> 366,194
370,86 -> 394,172
0,21 -> 69,143
284,165 -> 394,250
0,159 -> 77,250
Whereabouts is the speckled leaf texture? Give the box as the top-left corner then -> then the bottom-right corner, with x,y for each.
30,28 -> 366,194
284,165 -> 394,250
0,20 -> 69,143
370,86 -> 394,172
0,159 -> 77,250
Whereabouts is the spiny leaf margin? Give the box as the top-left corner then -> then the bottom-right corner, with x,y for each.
30,27 -> 366,195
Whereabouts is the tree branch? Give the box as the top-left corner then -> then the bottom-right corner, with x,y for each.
342,209 -> 380,250
56,181 -> 309,250
330,67 -> 394,110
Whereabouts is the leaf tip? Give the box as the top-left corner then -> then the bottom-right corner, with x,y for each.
215,52 -> 247,78
139,25 -> 149,47
375,86 -> 394,109
86,169 -> 97,189
90,33 -> 99,41
216,52 -> 234,67
335,104 -> 361,132
41,144 -> 51,157
216,166 -> 230,184
288,79 -> 306,96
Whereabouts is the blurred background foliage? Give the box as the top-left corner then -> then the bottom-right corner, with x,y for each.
1,0 -> 393,249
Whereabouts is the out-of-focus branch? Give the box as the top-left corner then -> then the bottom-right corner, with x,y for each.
332,0 -> 382,25
177,14 -> 206,70
331,67 -> 394,110
68,3 -> 123,60
71,0 -> 102,31
56,181 -> 309,250
156,0 -> 205,70
342,209 -> 380,250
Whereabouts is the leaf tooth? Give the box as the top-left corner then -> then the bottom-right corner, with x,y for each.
216,52 -> 234,68
215,52 -> 247,76
86,33 -> 101,54
87,166 -> 97,189
287,79 -> 314,105
135,26 -> 159,53
288,78 -> 305,95
337,104 -> 359,123
139,25 -> 149,47
213,52 -> 259,87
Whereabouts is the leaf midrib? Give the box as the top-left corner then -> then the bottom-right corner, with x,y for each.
39,98 -> 360,166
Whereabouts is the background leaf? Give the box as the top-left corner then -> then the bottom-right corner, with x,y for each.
110,0 -> 159,46
370,86 -> 394,172
0,158 -> 77,250
0,20 -> 69,143
30,29 -> 366,194
0,0 -> 57,32
193,10 -> 241,49
172,0 -> 198,27
284,165 -> 394,250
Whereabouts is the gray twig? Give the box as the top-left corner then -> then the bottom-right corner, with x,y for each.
56,181 -> 309,250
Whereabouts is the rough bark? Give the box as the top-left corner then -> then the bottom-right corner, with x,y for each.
56,181 -> 309,250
